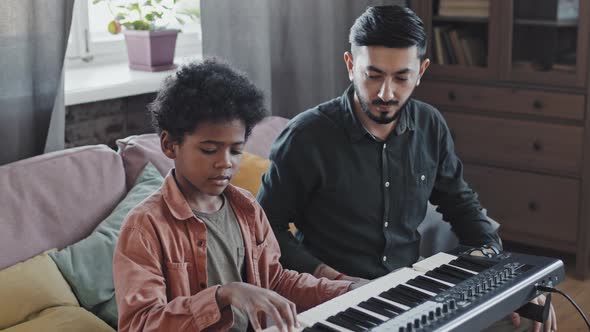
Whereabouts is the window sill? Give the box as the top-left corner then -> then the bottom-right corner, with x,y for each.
64,55 -> 202,106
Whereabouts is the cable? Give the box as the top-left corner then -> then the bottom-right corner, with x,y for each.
536,285 -> 590,330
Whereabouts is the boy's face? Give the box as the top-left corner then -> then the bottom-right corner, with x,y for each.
162,119 -> 246,198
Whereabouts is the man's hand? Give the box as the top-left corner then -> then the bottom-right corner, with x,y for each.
511,294 -> 557,332
216,282 -> 300,332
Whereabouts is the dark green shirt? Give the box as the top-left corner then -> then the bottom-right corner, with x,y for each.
257,85 -> 501,280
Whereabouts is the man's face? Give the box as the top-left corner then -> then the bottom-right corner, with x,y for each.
163,119 -> 246,197
345,46 -> 429,124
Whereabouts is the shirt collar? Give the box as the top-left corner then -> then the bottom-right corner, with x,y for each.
341,84 -> 415,142
162,170 -> 255,221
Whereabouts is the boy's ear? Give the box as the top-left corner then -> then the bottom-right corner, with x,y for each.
160,131 -> 177,159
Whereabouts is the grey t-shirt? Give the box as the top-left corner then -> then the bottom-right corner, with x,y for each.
193,195 -> 248,332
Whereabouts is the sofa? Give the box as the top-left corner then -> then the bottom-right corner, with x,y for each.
0,115 -> 461,331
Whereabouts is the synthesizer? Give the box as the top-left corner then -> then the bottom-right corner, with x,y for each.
264,249 -> 564,332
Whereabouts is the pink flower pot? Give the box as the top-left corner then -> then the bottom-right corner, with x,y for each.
123,30 -> 179,72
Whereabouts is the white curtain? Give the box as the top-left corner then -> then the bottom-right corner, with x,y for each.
0,0 -> 74,165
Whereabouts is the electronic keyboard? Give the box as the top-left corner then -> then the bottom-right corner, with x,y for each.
263,249 -> 564,332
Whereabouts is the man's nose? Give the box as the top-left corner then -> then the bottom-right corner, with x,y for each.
378,78 -> 395,102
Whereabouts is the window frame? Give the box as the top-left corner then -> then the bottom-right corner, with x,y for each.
66,0 -> 202,68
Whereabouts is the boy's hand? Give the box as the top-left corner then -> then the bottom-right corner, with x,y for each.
216,282 -> 300,332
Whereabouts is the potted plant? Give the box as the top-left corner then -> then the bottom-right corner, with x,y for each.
93,0 -> 200,71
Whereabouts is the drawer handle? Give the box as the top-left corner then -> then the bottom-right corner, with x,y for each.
528,201 -> 538,212
532,140 -> 543,152
448,91 -> 456,101
533,99 -> 544,110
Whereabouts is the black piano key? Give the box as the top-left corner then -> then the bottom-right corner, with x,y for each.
426,270 -> 462,284
407,278 -> 442,294
392,285 -> 427,303
397,284 -> 432,300
416,275 -> 451,291
358,300 -> 397,318
326,315 -> 366,332
458,255 -> 495,269
449,259 -> 486,273
380,289 -> 419,307
306,322 -> 341,332
338,311 -> 377,328
345,307 -> 384,325
368,297 -> 405,314
434,267 -> 468,283
440,264 -> 475,279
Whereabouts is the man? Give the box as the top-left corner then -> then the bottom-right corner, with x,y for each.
258,5 -> 555,332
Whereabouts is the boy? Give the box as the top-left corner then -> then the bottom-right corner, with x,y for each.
113,59 -> 353,332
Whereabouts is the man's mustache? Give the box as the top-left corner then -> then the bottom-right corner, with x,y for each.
371,99 -> 399,106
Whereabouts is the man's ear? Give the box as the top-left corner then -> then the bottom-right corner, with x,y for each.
160,131 -> 177,159
344,51 -> 354,82
418,58 -> 431,84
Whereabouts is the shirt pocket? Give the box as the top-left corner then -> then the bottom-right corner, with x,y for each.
407,165 -> 437,222
164,261 -> 191,299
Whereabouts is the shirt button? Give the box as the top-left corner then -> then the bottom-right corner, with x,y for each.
383,144 -> 387,149
197,240 -> 204,247
420,175 -> 426,181
200,282 -> 207,289
384,222 -> 389,228
383,256 -> 387,262
385,181 -> 390,188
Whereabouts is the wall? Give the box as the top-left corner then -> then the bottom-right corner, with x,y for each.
65,93 -> 155,148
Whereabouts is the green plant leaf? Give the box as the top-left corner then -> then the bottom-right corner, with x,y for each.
92,0 -> 103,4
175,17 -> 185,25
132,20 -> 150,30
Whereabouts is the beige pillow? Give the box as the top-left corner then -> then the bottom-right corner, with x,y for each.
232,152 -> 271,196
0,252 -> 79,329
3,307 -> 114,332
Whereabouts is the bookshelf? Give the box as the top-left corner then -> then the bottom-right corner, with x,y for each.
411,0 -> 590,278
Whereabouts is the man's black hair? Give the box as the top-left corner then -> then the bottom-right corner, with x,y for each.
349,5 -> 427,60
149,58 -> 269,143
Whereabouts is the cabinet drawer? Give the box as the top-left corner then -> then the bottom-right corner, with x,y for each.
464,165 -> 579,252
444,112 -> 583,176
415,81 -> 585,121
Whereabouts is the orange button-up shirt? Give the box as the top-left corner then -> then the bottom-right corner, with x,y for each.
114,172 -> 352,332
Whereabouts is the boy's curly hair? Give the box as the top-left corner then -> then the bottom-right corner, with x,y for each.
149,58 -> 269,143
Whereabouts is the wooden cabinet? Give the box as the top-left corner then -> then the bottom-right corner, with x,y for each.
411,0 -> 590,277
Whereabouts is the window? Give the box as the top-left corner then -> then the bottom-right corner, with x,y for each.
66,0 -> 201,67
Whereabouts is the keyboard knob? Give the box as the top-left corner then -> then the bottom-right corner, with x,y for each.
414,318 -> 420,328
429,311 -> 435,320
407,322 -> 413,331
449,299 -> 456,310
421,314 -> 428,324
475,285 -> 481,294
436,307 -> 442,317
467,288 -> 474,297
442,303 -> 449,313
399,327 -> 405,332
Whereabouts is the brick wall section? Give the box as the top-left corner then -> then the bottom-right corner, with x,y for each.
65,93 -> 156,149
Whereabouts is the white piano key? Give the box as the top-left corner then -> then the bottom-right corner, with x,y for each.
352,305 -> 389,322
297,267 -> 421,327
421,274 -> 456,287
412,252 -> 459,273
404,283 -> 438,296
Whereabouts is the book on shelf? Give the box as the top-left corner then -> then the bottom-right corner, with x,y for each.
438,0 -> 489,18
432,26 -> 448,65
448,29 -> 467,65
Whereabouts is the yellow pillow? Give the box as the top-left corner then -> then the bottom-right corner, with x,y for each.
3,307 -> 114,332
233,152 -> 271,196
0,252 -> 79,329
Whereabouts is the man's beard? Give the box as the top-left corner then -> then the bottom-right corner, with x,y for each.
353,81 -> 410,125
